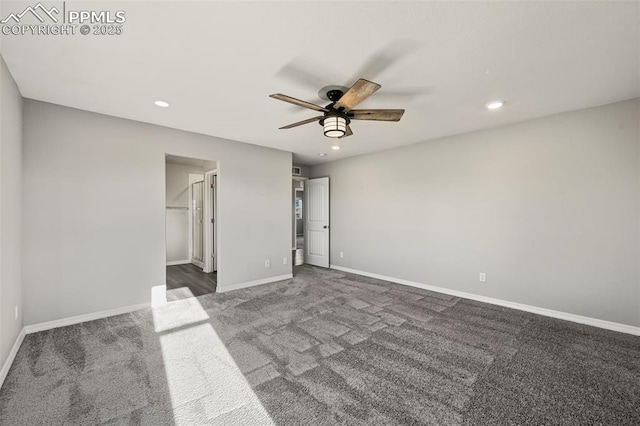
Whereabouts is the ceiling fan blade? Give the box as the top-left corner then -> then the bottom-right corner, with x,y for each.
308,87 -> 431,105
333,79 -> 381,111
279,116 -> 322,129
350,109 -> 405,121
277,61 -> 331,91
270,94 -> 328,112
340,125 -> 353,138
354,40 -> 420,81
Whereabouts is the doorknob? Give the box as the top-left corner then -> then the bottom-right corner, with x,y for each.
323,225 -> 329,229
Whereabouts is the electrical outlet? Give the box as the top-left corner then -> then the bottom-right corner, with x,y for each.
340,251 -> 344,258
283,257 -> 288,265
14,306 -> 18,320
265,260 -> 270,268
479,273 -> 486,283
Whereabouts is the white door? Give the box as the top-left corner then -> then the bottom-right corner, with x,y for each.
305,177 -> 329,267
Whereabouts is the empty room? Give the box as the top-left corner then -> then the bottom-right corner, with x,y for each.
0,1 -> 638,425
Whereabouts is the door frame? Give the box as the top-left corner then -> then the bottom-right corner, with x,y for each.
204,169 -> 218,273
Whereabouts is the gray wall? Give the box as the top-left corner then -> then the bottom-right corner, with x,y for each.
166,162 -> 204,208
293,164 -> 310,178
0,55 -> 23,367
203,161 -> 217,173
23,100 -> 292,325
165,162 -> 204,263
311,99 -> 640,327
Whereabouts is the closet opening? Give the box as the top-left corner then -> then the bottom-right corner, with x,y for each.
165,155 -> 218,301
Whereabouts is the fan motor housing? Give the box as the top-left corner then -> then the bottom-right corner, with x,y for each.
325,89 -> 344,102
318,85 -> 349,101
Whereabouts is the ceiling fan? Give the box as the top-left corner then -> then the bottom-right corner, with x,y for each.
270,78 -> 405,138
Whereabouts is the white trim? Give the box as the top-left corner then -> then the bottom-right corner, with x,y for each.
217,274 -> 293,293
329,265 -> 640,336
187,176 -> 193,262
24,303 -> 150,334
166,259 -> 190,266
0,328 -> 26,389
203,170 -> 217,274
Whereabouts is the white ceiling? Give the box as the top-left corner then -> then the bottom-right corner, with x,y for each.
2,1 -> 639,165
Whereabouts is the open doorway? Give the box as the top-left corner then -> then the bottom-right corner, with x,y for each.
165,154 -> 218,301
293,178 -> 305,266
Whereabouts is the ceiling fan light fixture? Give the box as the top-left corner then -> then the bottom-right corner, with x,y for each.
323,116 -> 347,138
271,78 -> 404,138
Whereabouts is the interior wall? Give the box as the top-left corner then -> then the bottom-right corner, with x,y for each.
293,164 -> 309,178
203,160 -> 217,173
310,98 -> 640,327
22,100 -> 292,325
165,162 -> 205,263
0,55 -> 23,366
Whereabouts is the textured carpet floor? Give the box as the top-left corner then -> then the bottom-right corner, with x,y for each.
1,265 -> 639,425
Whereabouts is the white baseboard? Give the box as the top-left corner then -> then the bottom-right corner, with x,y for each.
0,328 -> 25,389
330,265 -> 640,336
24,302 -> 150,334
166,260 -> 190,266
218,274 -> 293,293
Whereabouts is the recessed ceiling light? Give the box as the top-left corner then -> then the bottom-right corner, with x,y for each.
485,100 -> 504,110
154,100 -> 170,108
318,153 -> 327,157
331,145 -> 341,150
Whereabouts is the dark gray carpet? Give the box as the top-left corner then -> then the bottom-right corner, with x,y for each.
1,265 -> 638,425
